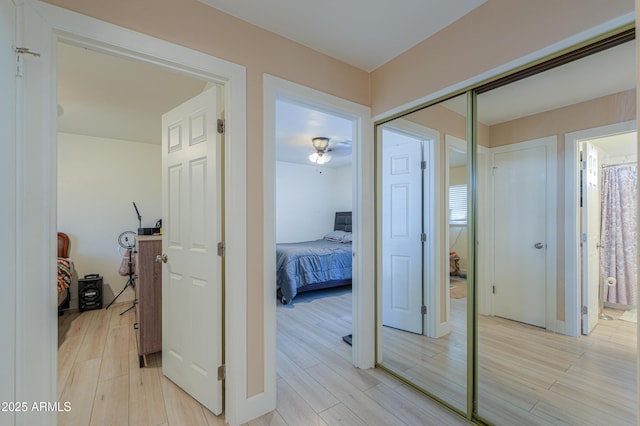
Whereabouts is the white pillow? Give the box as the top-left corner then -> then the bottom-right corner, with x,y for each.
324,230 -> 346,242
341,232 -> 353,243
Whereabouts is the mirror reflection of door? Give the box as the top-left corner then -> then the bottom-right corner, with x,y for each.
381,127 -> 424,334
491,137 -> 556,329
377,94 -> 468,413
581,141 -> 602,334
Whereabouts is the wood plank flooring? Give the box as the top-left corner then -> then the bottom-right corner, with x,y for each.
381,286 -> 638,426
58,289 -> 467,425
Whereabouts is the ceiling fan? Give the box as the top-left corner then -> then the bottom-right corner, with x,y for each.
309,137 -> 351,165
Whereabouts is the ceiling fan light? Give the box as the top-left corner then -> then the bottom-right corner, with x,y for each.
308,151 -> 332,165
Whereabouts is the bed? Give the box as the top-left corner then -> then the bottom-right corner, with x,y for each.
276,212 -> 352,304
57,232 -> 72,313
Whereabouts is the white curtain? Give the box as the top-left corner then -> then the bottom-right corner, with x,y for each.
600,164 -> 638,306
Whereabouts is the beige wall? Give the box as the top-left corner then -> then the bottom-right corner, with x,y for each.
371,0 -> 634,116
489,90 -> 636,148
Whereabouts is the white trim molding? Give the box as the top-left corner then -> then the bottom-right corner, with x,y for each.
21,1 -> 248,425
564,120 -> 637,337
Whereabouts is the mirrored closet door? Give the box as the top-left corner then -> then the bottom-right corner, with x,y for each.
376,29 -> 637,426
475,38 -> 637,426
377,93 -> 469,413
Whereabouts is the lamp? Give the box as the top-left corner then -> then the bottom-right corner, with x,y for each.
309,137 -> 332,164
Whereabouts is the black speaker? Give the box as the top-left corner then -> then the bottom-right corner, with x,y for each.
78,274 -> 103,312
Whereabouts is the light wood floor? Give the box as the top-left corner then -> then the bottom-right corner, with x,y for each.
58,303 -> 226,426
382,286 -> 638,426
58,291 -> 468,425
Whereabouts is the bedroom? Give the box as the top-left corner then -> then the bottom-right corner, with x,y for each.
274,97 -> 356,360
56,41 -> 216,423
56,41 -> 209,311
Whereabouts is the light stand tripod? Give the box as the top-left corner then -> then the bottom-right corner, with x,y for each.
105,240 -> 136,315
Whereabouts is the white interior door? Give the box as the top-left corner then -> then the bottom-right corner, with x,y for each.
493,143 -> 547,328
381,128 -> 423,334
581,143 -> 601,335
162,86 -> 223,414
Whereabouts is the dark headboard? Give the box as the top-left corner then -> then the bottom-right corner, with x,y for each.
334,212 -> 352,233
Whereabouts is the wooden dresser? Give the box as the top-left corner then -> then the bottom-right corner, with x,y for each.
134,235 -> 162,367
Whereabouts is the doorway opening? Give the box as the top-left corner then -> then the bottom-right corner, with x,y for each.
579,130 -> 638,335
273,96 -> 356,366
55,40 -> 226,423
263,74 -> 374,409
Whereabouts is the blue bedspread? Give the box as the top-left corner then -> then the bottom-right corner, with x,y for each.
276,239 -> 352,303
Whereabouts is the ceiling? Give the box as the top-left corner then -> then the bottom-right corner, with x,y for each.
276,100 -> 353,169
57,25 -> 635,170
590,131 -> 637,161
57,42 -> 208,144
197,0 -> 487,71
445,40 -> 636,126
57,42 -> 356,168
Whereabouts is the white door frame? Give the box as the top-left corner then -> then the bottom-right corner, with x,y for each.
489,136 -> 558,332
564,120 -> 636,337
475,143 -> 492,316
263,75 -> 374,389
18,1 -> 250,424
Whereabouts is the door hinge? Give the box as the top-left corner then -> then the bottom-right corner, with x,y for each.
421,306 -> 427,315
217,118 -> 225,134
492,285 -> 496,294
581,233 -> 587,243
217,241 -> 226,256
15,47 -> 41,77
15,47 -> 41,57
421,160 -> 426,170
581,306 -> 588,315
217,364 -> 226,381
492,166 -> 498,176
420,233 -> 426,243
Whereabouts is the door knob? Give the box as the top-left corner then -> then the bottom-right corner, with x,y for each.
534,242 -> 545,249
155,254 -> 168,263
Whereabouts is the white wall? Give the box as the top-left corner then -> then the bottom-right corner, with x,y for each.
275,161 -> 352,243
58,132 -> 161,308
